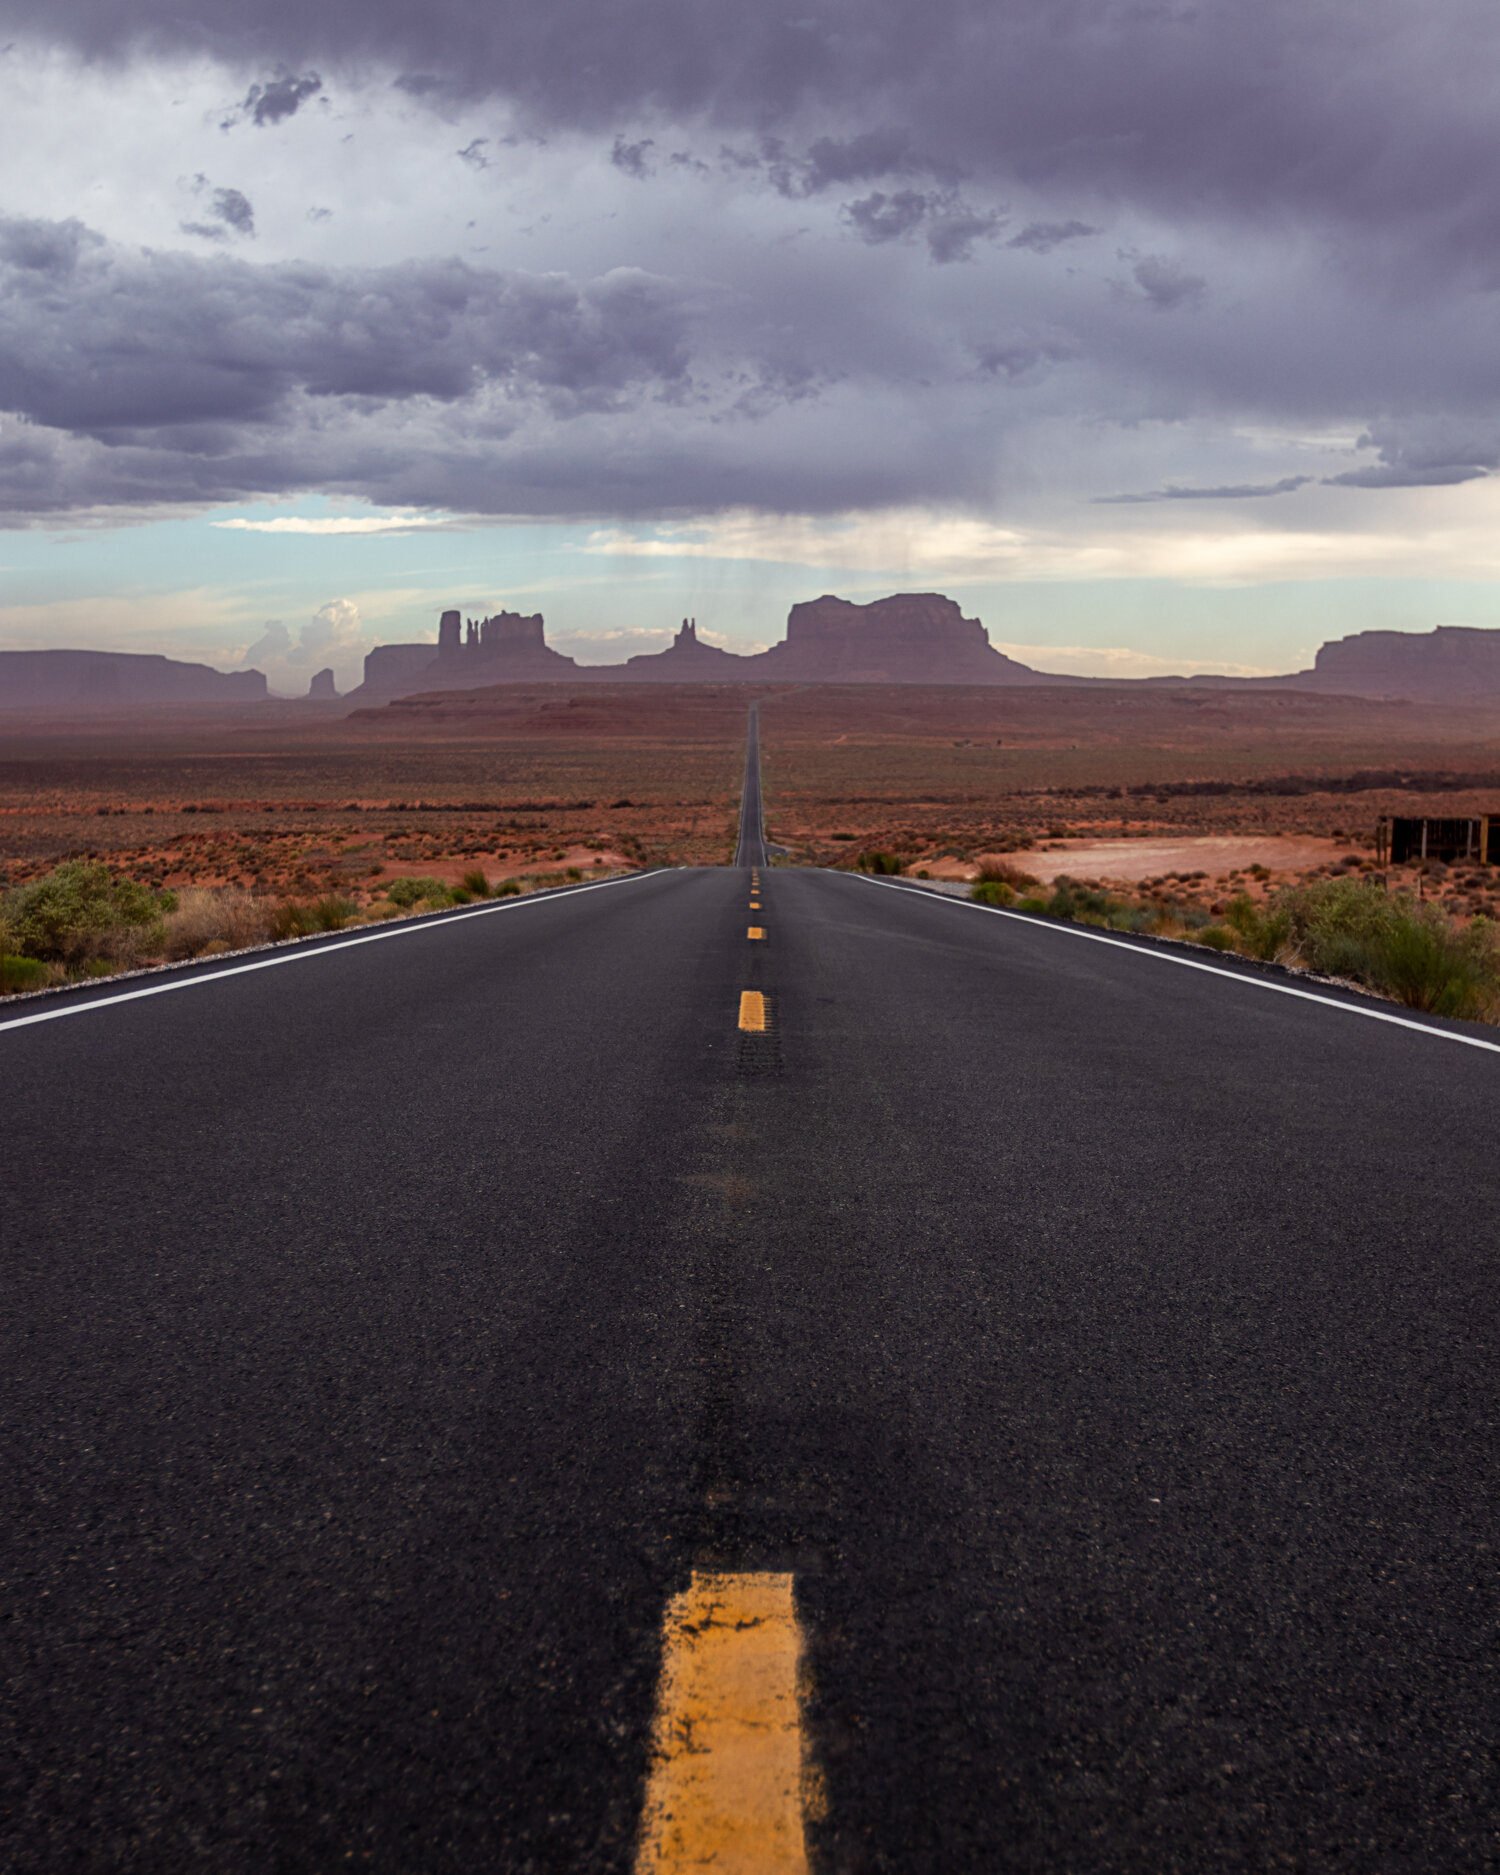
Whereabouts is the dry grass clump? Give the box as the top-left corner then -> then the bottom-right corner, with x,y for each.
162,887 -> 273,960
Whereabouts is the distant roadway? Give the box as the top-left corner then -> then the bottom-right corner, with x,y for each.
3,711 -> 1498,1870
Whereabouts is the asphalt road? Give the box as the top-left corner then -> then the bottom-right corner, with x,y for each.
734,699 -> 767,869
3,748 -> 1499,1870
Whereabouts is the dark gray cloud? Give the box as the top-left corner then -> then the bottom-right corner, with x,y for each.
238,71 -> 322,126
0,217 -> 692,433
180,182 -> 256,240
844,188 -> 1000,261
1130,255 -> 1205,311
1008,220 -> 1097,254
1095,477 -> 1314,504
611,134 -> 655,177
1324,463 -> 1490,488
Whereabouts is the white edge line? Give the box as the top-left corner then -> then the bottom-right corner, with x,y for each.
0,869 -> 662,1036
846,871 -> 1500,1057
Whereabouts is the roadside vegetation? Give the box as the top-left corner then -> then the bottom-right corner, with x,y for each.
0,859 -> 605,996
973,868 -> 1500,1020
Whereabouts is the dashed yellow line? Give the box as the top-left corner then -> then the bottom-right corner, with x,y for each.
748,927 -> 765,941
635,1572 -> 810,1874
738,991 -> 768,1031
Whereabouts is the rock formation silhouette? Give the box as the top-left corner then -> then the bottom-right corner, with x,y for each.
0,649 -> 268,710
346,593 -> 1076,700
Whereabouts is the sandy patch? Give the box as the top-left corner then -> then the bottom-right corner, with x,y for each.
1007,835 -> 1353,885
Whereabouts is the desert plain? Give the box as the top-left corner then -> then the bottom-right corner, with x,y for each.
5,679 -> 1500,924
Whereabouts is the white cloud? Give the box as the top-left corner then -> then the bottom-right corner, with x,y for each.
582,479 -> 1500,586
238,597 -> 370,691
212,514 -> 452,535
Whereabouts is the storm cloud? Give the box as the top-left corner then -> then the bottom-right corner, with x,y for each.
2,1 -> 1500,530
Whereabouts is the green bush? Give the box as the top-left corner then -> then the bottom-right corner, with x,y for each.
1277,877 -> 1498,1016
495,878 -> 522,897
971,880 -> 1015,907
858,851 -> 904,875
460,869 -> 490,897
3,861 -> 166,963
1223,892 -> 1293,961
385,876 -> 450,910
1193,924 -> 1237,952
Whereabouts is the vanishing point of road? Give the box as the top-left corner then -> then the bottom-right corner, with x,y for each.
3,709 -> 1497,1871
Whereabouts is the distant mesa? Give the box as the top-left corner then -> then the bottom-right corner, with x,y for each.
346,592 -> 1081,701
0,648 -> 267,711
756,593 -> 1066,685
307,667 -> 338,700
1296,626 -> 1500,701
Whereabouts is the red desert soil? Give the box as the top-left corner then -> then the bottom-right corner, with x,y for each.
4,682 -> 1500,917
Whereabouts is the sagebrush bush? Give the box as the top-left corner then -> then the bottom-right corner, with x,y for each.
858,851 -> 904,875
971,880 -> 1015,907
460,869 -> 490,896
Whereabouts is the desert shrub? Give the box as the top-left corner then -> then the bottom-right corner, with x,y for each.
448,888 -> 472,906
385,876 -> 450,910
161,887 -> 272,960
0,954 -> 53,993
271,895 -> 355,940
974,858 -> 1040,889
309,895 -> 355,931
495,878 -> 522,897
1043,877 -> 1116,925
3,861 -> 166,964
858,851 -> 904,875
1016,894 -> 1049,913
971,880 -> 1015,907
1223,893 -> 1294,961
1263,877 -> 1499,1017
1193,924 -> 1237,952
460,869 -> 490,896
566,866 -> 583,882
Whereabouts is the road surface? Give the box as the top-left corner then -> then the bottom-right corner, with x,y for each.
2,721 -> 1497,1870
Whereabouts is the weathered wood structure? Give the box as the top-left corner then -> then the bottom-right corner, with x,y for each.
1378,815 -> 1500,865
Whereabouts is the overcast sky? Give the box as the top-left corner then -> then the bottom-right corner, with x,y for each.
3,0 -> 1500,689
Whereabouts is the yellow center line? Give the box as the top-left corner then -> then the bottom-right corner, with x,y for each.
748,927 -> 765,940
635,1572 -> 811,1874
738,990 -> 768,1031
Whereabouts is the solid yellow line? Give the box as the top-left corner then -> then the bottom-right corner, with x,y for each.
748,927 -> 765,940
738,991 -> 767,1031
635,1572 -> 810,1874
